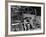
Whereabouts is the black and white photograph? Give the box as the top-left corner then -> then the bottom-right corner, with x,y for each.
11,6 -> 41,31
8,2 -> 44,35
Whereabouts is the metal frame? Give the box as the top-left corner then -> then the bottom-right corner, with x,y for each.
5,1 -> 45,36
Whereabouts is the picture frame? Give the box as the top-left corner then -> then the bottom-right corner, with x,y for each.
7,1 -> 45,35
